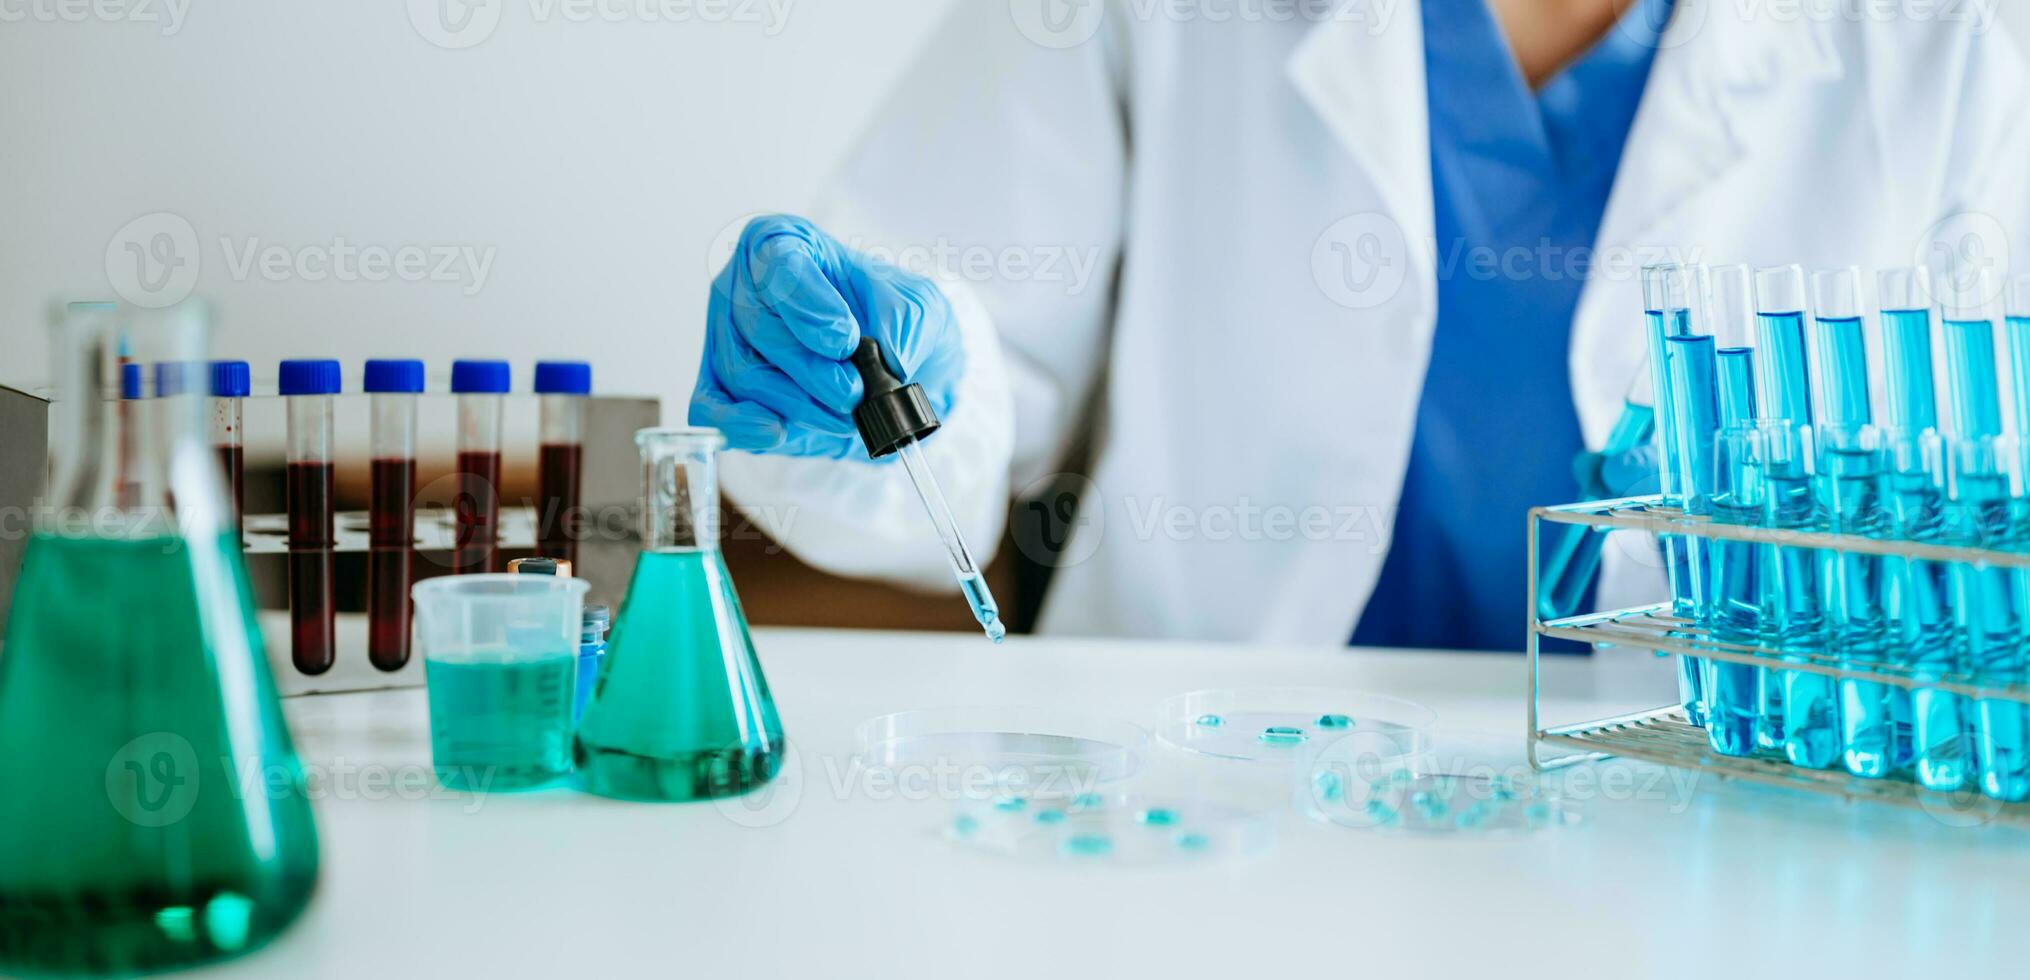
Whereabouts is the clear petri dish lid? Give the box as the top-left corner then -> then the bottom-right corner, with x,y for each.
1298,728 -> 1580,835
945,791 -> 1276,866
1155,687 -> 1436,763
854,707 -> 1147,801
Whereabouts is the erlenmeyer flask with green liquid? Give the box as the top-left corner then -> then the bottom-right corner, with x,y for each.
0,302 -> 319,974
574,427 -> 784,801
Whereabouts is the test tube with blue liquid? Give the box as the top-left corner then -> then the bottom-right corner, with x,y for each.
1753,265 -> 1836,769
1808,268 -> 1906,778
1938,266 -> 2026,800
1877,267 -> 1961,790
1702,265 -> 1767,756
1642,263 -> 1705,724
1534,369 -> 1657,621
850,338 -> 1006,642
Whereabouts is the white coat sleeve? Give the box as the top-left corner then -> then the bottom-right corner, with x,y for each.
717,2 -> 1129,594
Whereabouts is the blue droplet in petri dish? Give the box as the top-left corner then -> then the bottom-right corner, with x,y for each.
1259,726 -> 1307,745
1034,809 -> 1067,825
1061,833 -> 1114,857
1313,770 -> 1344,803
1070,792 -> 1105,811
1175,832 -> 1211,852
1316,713 -> 1353,729
952,815 -> 980,837
1364,799 -> 1397,826
1194,713 -> 1224,728
1137,807 -> 1180,827
992,796 -> 1026,813
1525,802 -> 1555,828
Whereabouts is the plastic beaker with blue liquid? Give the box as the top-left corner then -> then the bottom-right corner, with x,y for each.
415,575 -> 589,791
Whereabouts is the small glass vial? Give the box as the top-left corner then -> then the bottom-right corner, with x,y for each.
534,361 -> 592,566
280,359 -> 342,675
577,603 -> 609,723
365,359 -> 425,672
208,360 -> 251,530
450,360 -> 510,574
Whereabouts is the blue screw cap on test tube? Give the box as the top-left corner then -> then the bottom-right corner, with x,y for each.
849,337 -> 1007,643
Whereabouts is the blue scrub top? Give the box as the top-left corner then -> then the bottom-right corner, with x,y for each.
1351,0 -> 1668,651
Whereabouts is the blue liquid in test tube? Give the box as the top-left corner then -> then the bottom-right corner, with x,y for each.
1535,384 -> 1656,621
1755,266 -> 1835,769
1879,267 -> 1964,790
1701,265 -> 1766,756
1941,266 -> 2027,801
1810,269 -> 1905,778
1643,264 -> 1705,725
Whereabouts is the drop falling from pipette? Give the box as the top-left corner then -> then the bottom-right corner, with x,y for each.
850,337 -> 1007,643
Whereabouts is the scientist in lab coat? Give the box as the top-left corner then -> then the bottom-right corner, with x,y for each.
690,0 -> 2030,647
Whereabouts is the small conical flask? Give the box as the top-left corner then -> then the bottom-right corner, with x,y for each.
0,302 -> 319,974
574,427 -> 785,801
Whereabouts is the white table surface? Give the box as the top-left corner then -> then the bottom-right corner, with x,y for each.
187,628 -> 2026,979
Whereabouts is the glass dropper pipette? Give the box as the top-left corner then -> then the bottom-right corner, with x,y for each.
849,337 -> 1007,643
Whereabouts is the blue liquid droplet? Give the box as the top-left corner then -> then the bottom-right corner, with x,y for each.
1313,770 -> 1344,803
992,796 -> 1026,813
1137,807 -> 1180,827
1060,833 -> 1114,857
1034,809 -> 1067,825
1175,832 -> 1211,852
1316,713 -> 1353,729
952,815 -> 980,837
1364,799 -> 1397,826
1259,726 -> 1307,745
1525,802 -> 1555,827
1194,713 -> 1224,728
1070,792 -> 1104,811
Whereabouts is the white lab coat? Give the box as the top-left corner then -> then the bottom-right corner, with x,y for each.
718,0 -> 2030,644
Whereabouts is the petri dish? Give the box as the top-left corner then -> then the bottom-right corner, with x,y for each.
945,791 -> 1276,866
1155,687 -> 1435,764
855,707 -> 1147,801
1298,728 -> 1579,834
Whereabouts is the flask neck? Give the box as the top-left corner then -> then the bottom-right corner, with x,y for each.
638,429 -> 725,552
43,302 -> 225,540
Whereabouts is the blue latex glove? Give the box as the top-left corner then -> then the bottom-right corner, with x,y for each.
690,214 -> 964,459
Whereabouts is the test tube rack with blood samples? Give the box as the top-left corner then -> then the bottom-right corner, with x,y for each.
98,375 -> 662,697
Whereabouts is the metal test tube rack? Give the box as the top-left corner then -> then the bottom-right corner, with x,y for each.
1527,496 -> 2030,827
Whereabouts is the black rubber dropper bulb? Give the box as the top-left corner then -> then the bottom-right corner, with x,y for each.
850,337 -> 940,458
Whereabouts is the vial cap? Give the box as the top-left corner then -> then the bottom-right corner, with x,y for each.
850,337 -> 940,458
451,359 -> 512,394
278,359 -> 343,396
210,360 -> 251,398
364,358 -> 426,394
153,361 -> 195,398
533,361 -> 593,395
120,363 -> 143,401
507,557 -> 572,577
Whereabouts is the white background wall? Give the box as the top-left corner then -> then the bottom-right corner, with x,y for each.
2,0 -> 2022,419
0,0 -> 956,418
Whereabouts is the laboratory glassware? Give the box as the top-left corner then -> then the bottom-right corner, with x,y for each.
452,359 -> 510,574
949,792 -> 1277,864
280,358 -> 341,675
573,427 -> 786,801
534,360 -> 591,565
1302,729 -> 1578,835
1939,266 -> 2028,802
577,603 -> 609,723
1535,370 -> 1656,621
366,359 -> 425,672
1702,265 -> 1767,755
1155,687 -> 1435,763
1810,268 -> 1905,777
0,301 -> 318,975
1641,263 -> 1705,724
850,337 -> 1008,642
1753,266 -> 1835,768
860,706 -> 1149,801
415,574 -> 587,790
1878,267 -> 1962,789
209,360 -> 250,529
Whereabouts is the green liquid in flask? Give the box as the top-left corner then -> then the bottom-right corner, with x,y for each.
0,532 -> 320,974
573,549 -> 784,801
